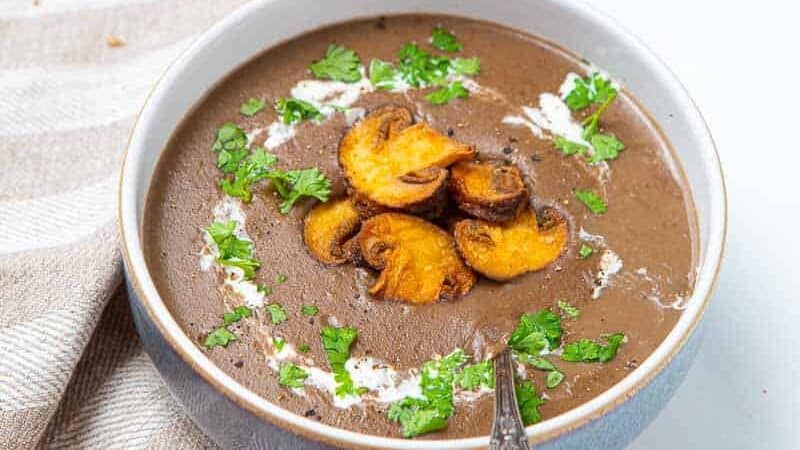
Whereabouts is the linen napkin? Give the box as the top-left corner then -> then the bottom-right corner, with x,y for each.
0,1 -> 249,448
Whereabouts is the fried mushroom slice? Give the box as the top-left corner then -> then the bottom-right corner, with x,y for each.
454,207 -> 568,281
303,198 -> 361,265
358,213 -> 476,304
450,160 -> 527,222
339,106 -> 474,216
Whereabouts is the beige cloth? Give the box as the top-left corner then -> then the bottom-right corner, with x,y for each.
0,1 -> 251,448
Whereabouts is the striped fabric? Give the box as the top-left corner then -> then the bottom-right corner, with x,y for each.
0,1 -> 249,448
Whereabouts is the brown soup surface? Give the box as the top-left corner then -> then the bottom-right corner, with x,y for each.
144,15 -> 697,440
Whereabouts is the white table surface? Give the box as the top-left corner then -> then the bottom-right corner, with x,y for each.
578,1 -> 800,449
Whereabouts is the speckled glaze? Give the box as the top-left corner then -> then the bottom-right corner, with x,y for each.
119,1 -> 727,449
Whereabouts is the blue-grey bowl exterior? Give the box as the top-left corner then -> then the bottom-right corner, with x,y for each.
127,275 -> 706,450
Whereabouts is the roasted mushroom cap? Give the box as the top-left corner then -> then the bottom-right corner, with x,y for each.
358,213 -> 476,304
454,207 -> 568,281
450,160 -> 527,222
339,106 -> 474,217
303,198 -> 361,265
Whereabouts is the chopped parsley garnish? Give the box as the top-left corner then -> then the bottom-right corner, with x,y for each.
561,333 -> 626,363
205,220 -> 261,280
320,326 -> 365,397
223,305 -> 252,326
273,337 -> 286,352
368,58 -> 398,90
309,44 -> 362,83
299,343 -> 311,353
426,81 -> 469,105
554,135 -> 587,156
431,27 -> 463,53
451,57 -> 481,75
398,43 -> 451,88
258,285 -> 272,296
267,168 -> 332,214
508,309 -> 563,355
212,123 -> 249,173
514,352 -> 565,389
564,73 -> 617,111
573,189 -> 607,215
275,98 -> 323,125
455,360 -> 494,390
203,327 -> 237,349
388,350 -> 467,437
578,244 -> 594,259
515,381 -> 545,425
587,133 -> 625,164
557,300 -> 580,318
266,303 -> 287,325
278,362 -> 308,388
301,305 -> 319,316
239,97 -> 266,116
219,147 -> 278,202
277,274 -> 288,283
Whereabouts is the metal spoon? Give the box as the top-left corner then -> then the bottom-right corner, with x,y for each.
489,349 -> 530,450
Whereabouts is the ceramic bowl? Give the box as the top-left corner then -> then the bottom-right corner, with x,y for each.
119,0 -> 727,448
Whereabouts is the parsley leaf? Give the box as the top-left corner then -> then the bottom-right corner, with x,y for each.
515,352 -> 556,371
204,327 -> 237,349
299,343 -> 311,353
515,381 -> 545,425
301,305 -> 319,316
554,135 -> 588,156
557,300 -> 580,318
388,398 -> 448,438
266,168 -> 332,214
212,123 -> 249,173
508,309 -> 563,355
369,59 -> 398,90
278,362 -> 308,388
273,337 -> 286,352
240,97 -> 266,116
564,73 -> 617,111
266,303 -> 287,325
587,133 -> 625,164
388,350 -> 467,437
455,360 -> 494,390
219,147 -> 278,201
451,57 -> 481,75
223,305 -> 252,326
546,370 -> 565,389
321,326 -> 364,397
426,81 -> 469,105
431,27 -> 463,52
275,98 -> 323,125
205,221 -> 261,280
514,352 -> 565,389
561,333 -> 626,363
309,44 -> 362,83
573,189 -> 607,215
578,244 -> 594,259
277,274 -> 288,283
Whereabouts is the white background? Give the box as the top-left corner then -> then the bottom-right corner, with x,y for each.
578,1 -> 800,449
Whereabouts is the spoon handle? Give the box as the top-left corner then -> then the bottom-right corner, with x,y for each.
490,350 -> 530,450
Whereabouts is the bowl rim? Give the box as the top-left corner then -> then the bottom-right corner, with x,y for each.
118,0 -> 728,448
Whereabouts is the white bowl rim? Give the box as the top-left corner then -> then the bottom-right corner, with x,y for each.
119,0 -> 728,448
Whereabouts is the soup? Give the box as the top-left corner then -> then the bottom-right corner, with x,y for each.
144,15 -> 697,439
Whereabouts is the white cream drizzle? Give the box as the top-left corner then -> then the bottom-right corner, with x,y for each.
634,267 -> 689,310
592,249 -> 623,299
